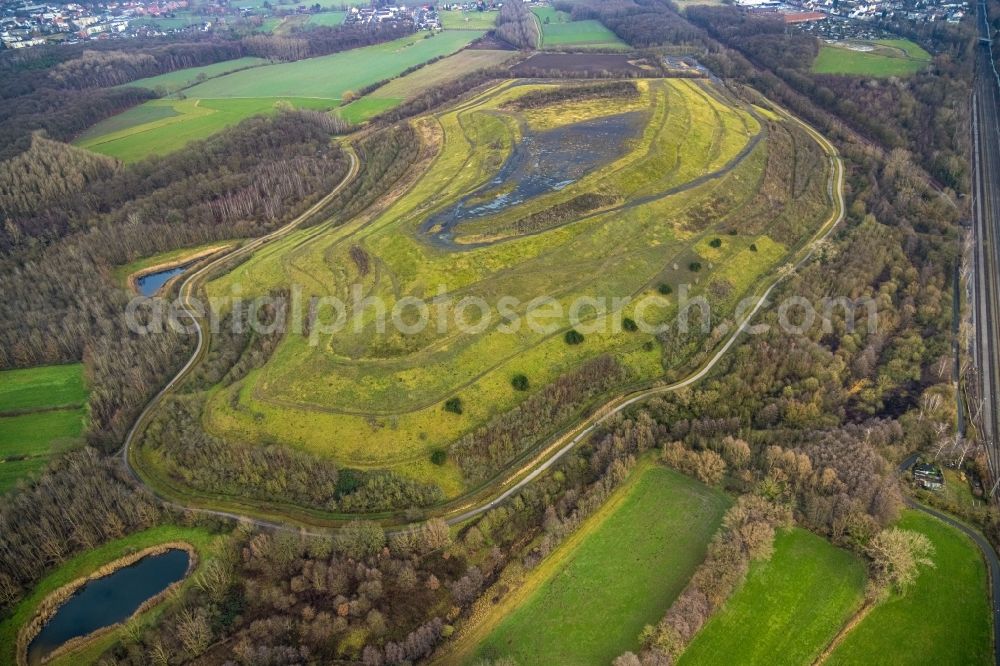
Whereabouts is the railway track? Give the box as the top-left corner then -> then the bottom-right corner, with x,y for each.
972,0 -> 1000,492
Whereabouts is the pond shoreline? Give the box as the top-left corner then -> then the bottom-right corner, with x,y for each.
17,542 -> 198,666
126,246 -> 230,296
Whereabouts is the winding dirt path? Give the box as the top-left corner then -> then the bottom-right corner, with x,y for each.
119,103 -> 844,535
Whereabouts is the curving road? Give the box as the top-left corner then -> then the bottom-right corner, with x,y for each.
119,104 -> 844,534
118,147 -> 359,533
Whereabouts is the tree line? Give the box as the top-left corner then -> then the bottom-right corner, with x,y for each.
450,355 -> 630,483
496,0 -> 540,49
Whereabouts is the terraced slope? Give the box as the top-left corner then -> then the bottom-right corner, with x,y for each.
135,78 -> 835,510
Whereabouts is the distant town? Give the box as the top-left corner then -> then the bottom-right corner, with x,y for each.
737,0 -> 967,24
0,0 -> 494,49
0,0 -> 968,50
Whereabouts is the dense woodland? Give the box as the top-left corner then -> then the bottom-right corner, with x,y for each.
0,0 -> 993,661
496,0 -> 540,50
0,111 -> 352,453
0,448 -> 163,609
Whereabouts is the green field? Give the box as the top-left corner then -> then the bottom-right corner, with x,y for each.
0,364 -> 88,493
532,7 -> 626,48
0,410 -> 85,459
76,97 -> 337,162
337,49 -> 517,123
0,525 -> 222,666
679,528 -> 866,665
122,57 -> 267,93
812,38 -> 931,77
306,10 -> 346,26
0,364 -> 86,413
440,9 -> 498,30
826,510 -> 992,665
76,32 -> 483,161
467,466 -> 731,664
336,97 -> 402,124
184,31 -> 483,99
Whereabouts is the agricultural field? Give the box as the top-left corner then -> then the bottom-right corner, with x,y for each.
455,465 -> 731,664
826,510 -> 992,665
440,8 -> 498,30
337,49 -> 519,123
184,31 -> 483,98
678,528 -> 866,665
812,38 -> 931,77
131,75 -> 839,509
306,10 -> 346,26
75,32 -> 483,161
0,364 -> 87,493
75,97 -> 337,162
531,7 -> 626,49
121,56 -> 267,93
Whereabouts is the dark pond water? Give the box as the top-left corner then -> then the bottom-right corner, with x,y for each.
27,549 -> 190,665
420,111 -> 644,245
136,265 -> 189,297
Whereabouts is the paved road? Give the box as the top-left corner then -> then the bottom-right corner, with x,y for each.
972,0 -> 1000,488
118,105 -> 843,534
899,454 -> 1000,666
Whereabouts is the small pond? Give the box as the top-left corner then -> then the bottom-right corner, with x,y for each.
135,265 -> 189,297
421,111 -> 644,245
27,548 -> 190,665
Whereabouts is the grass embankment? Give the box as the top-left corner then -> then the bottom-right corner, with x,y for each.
812,38 -> 931,77
0,364 -> 87,493
531,7 -> 626,49
825,510 -> 992,665
678,528 -> 866,665
76,32 -> 483,161
0,525 -> 222,666
442,465 -> 730,665
193,77 -> 833,495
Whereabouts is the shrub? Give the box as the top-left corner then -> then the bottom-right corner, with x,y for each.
689,261 -> 702,272
749,243 -> 758,252
511,374 -> 530,391
444,397 -> 463,414
564,329 -> 585,345
622,317 -> 638,332
430,449 -> 447,465
709,238 -> 722,248
657,283 -> 673,295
